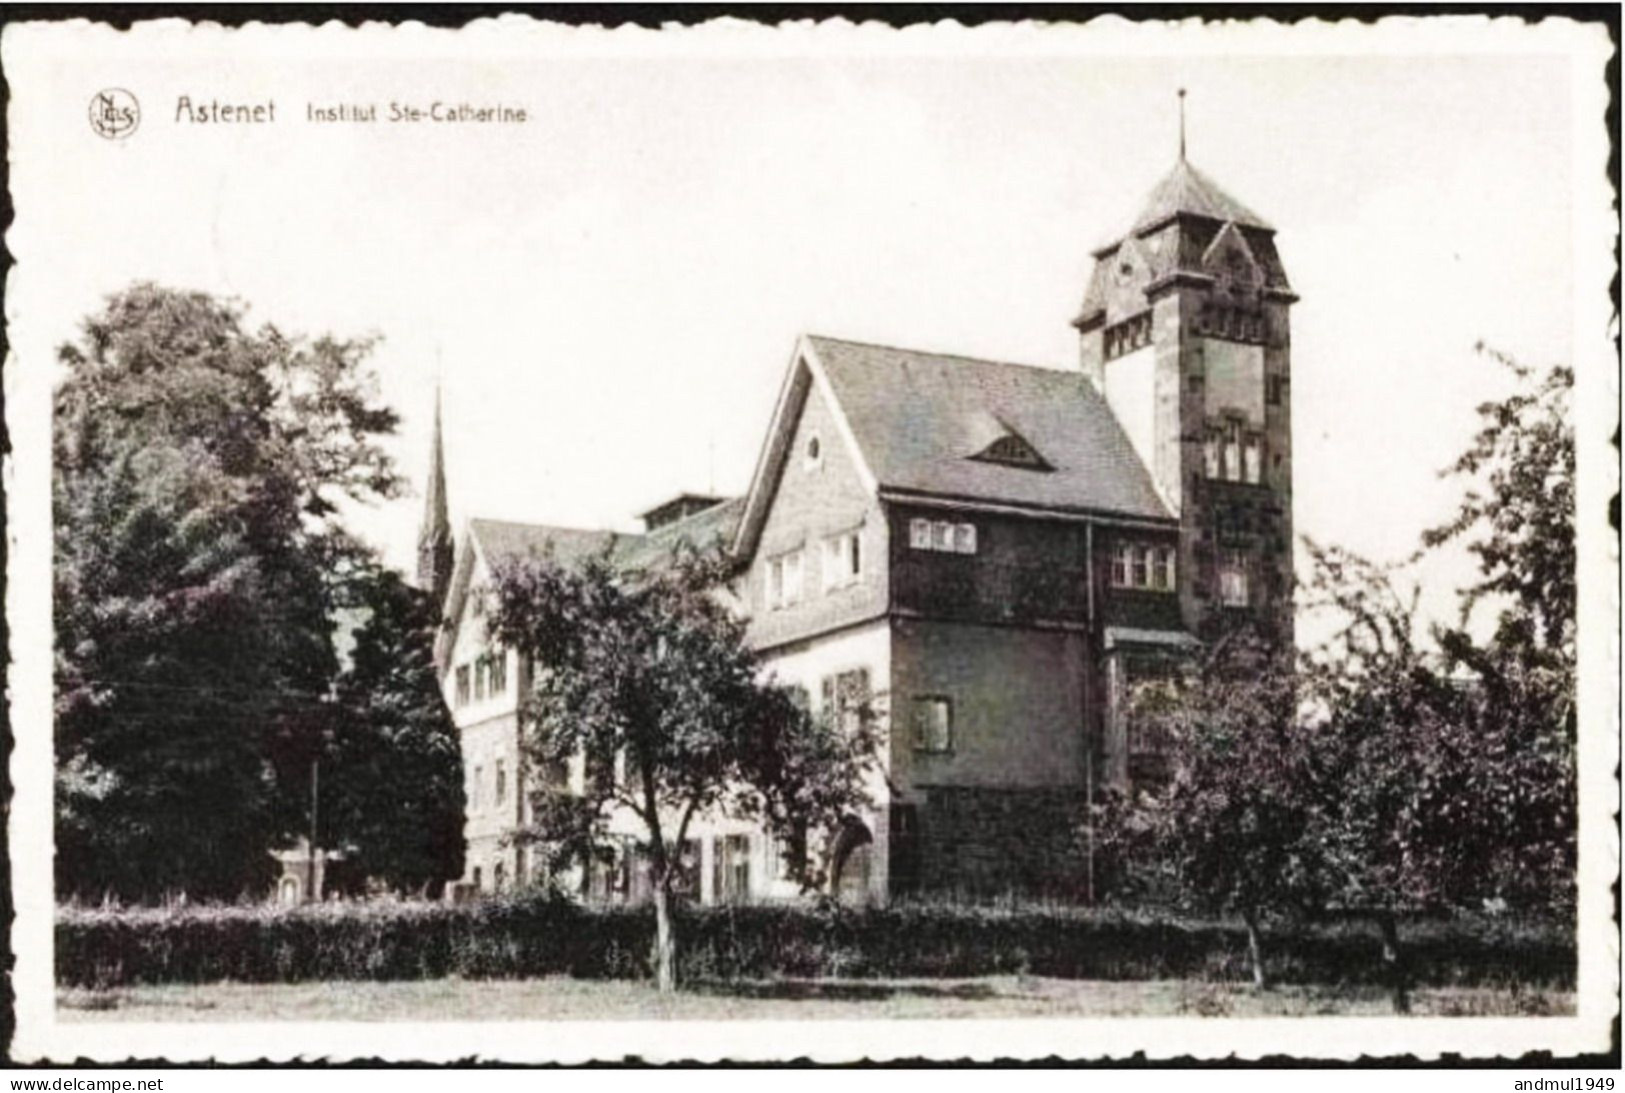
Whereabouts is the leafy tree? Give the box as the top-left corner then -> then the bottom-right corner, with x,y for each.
1098,351 -> 1577,1010
54,284 -> 400,901
485,546 -> 879,993
1425,351 -> 1576,911
323,565 -> 466,896
1095,634 -> 1312,987
1424,349 -> 1575,659
1296,544 -> 1489,1011
1293,349 -> 1575,1010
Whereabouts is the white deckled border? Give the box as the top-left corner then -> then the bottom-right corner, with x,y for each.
5,12 -> 1616,1065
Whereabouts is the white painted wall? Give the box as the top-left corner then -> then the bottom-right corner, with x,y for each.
1104,345 -> 1157,476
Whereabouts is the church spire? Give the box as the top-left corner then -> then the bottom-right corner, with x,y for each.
417,385 -> 454,609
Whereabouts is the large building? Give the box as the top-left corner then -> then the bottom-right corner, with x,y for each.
423,150 -> 1296,904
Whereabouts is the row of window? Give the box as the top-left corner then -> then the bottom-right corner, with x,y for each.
1111,543 -> 1178,592
765,529 -> 864,610
1112,542 -> 1251,605
453,652 -> 509,707
1196,305 -> 1267,344
909,518 -> 977,555
1103,312 -> 1153,361
1204,422 -> 1265,485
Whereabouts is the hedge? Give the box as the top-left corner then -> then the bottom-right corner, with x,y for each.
56,892 -> 1575,990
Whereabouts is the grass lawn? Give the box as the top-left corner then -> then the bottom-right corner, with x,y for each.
57,976 -> 1575,1021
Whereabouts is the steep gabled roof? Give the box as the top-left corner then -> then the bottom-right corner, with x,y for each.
437,505 -> 742,673
733,334 -> 1172,559
812,336 -> 1169,516
471,519 -> 625,571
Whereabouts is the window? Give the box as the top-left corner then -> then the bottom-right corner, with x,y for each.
1219,551 -> 1250,607
455,665 -> 471,707
766,549 -> 805,610
474,658 -> 488,701
909,518 -> 977,555
472,865 -> 483,891
728,835 -> 751,899
1223,427 -> 1241,482
493,861 -> 506,892
912,697 -> 952,753
495,759 -> 507,805
1207,421 -> 1263,484
1156,546 -> 1177,592
489,652 -> 507,696
1103,311 -> 1152,361
768,821 -> 807,881
821,668 -> 871,734
823,531 -> 862,591
1243,436 -> 1263,485
1112,541 -> 1177,593
713,834 -> 751,902
472,764 -> 484,810
1111,542 -> 1131,587
1132,545 -> 1151,588
804,433 -> 823,469
1267,374 -> 1286,407
539,757 -> 569,790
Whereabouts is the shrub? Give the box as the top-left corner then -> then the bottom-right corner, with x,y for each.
55,895 -> 1575,991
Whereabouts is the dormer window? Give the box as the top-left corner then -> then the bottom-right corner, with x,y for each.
970,432 -> 1052,471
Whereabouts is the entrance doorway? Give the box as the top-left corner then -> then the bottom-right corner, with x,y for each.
830,821 -> 873,905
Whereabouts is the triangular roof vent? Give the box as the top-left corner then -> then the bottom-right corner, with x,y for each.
968,419 -> 1053,472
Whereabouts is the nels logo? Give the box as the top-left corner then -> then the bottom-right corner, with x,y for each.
89,88 -> 140,140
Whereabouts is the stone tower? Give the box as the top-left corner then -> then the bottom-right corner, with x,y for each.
417,387 -> 454,611
1073,152 -> 1296,644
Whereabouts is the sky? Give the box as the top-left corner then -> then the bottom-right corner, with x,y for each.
7,18 -> 1608,641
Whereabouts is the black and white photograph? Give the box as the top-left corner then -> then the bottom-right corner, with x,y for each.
3,12 -> 1616,1066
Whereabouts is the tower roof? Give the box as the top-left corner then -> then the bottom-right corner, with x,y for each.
1131,157 -> 1272,233
419,389 -> 451,551
417,387 -> 454,607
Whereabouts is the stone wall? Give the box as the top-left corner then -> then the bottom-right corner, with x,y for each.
900,784 -> 1088,899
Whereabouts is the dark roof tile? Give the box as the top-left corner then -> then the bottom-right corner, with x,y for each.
808,336 -> 1170,521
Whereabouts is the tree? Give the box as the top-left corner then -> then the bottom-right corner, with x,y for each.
1296,544 -> 1489,1012
485,545 -> 879,993
1098,351 -> 1577,1010
1095,633 -> 1313,987
1424,351 -> 1576,911
323,565 -> 466,896
1294,347 -> 1576,1009
54,283 -> 400,901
